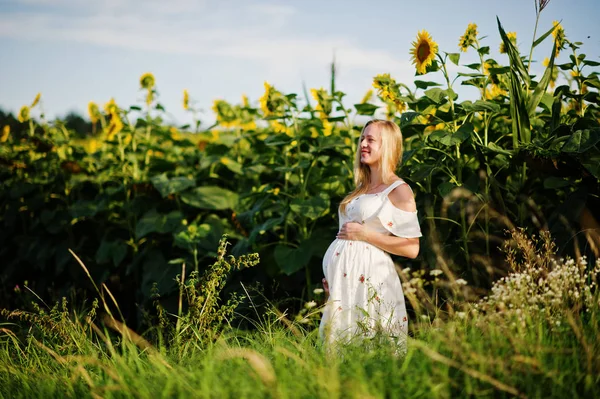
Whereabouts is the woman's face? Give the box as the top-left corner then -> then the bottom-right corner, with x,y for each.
359,124 -> 382,166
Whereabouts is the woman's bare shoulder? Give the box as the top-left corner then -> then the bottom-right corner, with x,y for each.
388,180 -> 417,212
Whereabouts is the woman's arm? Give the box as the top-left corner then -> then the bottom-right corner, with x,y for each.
337,224 -> 420,258
336,183 -> 420,258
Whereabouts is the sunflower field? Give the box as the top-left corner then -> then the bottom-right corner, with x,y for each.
1,11 -> 599,320
1,4 -> 600,396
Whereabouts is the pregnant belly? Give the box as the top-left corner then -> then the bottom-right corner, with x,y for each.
322,239 -> 389,280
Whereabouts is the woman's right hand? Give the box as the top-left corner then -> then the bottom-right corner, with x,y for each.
322,278 -> 330,298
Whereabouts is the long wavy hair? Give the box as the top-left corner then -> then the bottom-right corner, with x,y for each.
340,119 -> 403,214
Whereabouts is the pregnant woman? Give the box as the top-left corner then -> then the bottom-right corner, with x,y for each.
319,119 -> 422,350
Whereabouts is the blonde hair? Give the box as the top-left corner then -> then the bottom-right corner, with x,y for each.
340,119 -> 403,214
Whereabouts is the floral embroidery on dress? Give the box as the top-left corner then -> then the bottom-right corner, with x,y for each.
403,316 -> 407,322
343,272 -> 347,277
359,274 -> 365,283
387,221 -> 393,227
335,252 -> 340,256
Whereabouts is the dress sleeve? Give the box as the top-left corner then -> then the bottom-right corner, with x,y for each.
376,198 -> 422,238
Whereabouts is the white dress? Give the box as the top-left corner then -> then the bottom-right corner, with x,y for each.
319,180 -> 422,347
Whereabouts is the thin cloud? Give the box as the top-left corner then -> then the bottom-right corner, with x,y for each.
0,1 -> 408,74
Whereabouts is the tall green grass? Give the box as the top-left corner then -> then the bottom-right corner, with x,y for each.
1,231 -> 599,398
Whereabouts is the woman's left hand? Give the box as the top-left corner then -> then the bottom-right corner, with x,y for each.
337,222 -> 369,241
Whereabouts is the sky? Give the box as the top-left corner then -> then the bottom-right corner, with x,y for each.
1,0 -> 599,127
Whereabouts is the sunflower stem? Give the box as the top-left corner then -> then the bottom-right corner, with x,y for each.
527,5 -> 541,76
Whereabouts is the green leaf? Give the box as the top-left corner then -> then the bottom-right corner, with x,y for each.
399,112 -> 420,128
289,195 -> 330,220
448,53 -> 460,66
173,223 -> 211,248
464,63 -> 481,70
354,103 -> 379,116
438,182 -> 455,197
135,209 -> 183,239
180,186 -> 239,210
487,142 -> 513,156
585,76 -> 600,90
274,240 -> 314,275
561,128 -> 600,153
96,239 -> 128,267
477,46 -> 490,56
538,92 -> 554,113
141,250 -> 178,298
424,88 -> 447,104
457,72 -> 485,78
527,40 -> 557,117
220,157 -> 243,174
497,17 -> 530,87
461,100 -> 501,113
532,22 -> 559,48
583,60 -> 600,67
543,177 -> 571,189
487,67 -> 511,75
414,80 -> 442,90
70,199 -> 106,218
150,173 -> 196,198
437,123 -> 473,146
580,152 -> 600,179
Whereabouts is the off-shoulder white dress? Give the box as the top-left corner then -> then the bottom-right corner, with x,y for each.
319,180 -> 422,348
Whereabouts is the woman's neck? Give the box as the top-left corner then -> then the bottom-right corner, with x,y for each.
368,164 -> 395,188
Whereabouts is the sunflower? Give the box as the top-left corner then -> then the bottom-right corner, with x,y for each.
499,32 -> 517,54
31,92 -> 41,108
271,120 -> 293,137
106,111 -> 123,140
552,21 -> 566,56
183,90 -> 190,110
259,81 -> 286,117
311,88 -> 332,119
88,101 -> 100,124
458,23 -> 478,52
104,98 -> 118,115
241,94 -> 250,108
139,72 -> 155,90
484,84 -> 507,100
18,106 -> 30,123
212,99 -> 239,128
410,30 -> 438,75
373,73 -> 404,111
1,125 -> 10,142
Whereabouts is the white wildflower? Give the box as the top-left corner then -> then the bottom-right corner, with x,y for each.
430,269 -> 443,276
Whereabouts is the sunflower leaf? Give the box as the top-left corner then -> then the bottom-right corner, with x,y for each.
527,39 -> 557,117
448,53 -> 460,66
477,46 -> 490,56
464,63 -> 481,70
561,128 -> 600,153
424,88 -> 447,104
354,103 -> 379,116
533,22 -> 559,49
497,17 -> 530,87
414,80 -> 442,90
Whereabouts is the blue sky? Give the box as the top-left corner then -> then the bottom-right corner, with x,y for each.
1,0 -> 599,127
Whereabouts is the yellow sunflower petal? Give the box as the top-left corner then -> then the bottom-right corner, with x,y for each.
411,30 -> 438,75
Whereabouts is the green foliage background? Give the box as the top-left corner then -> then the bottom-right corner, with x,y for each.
1,16 -> 599,327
